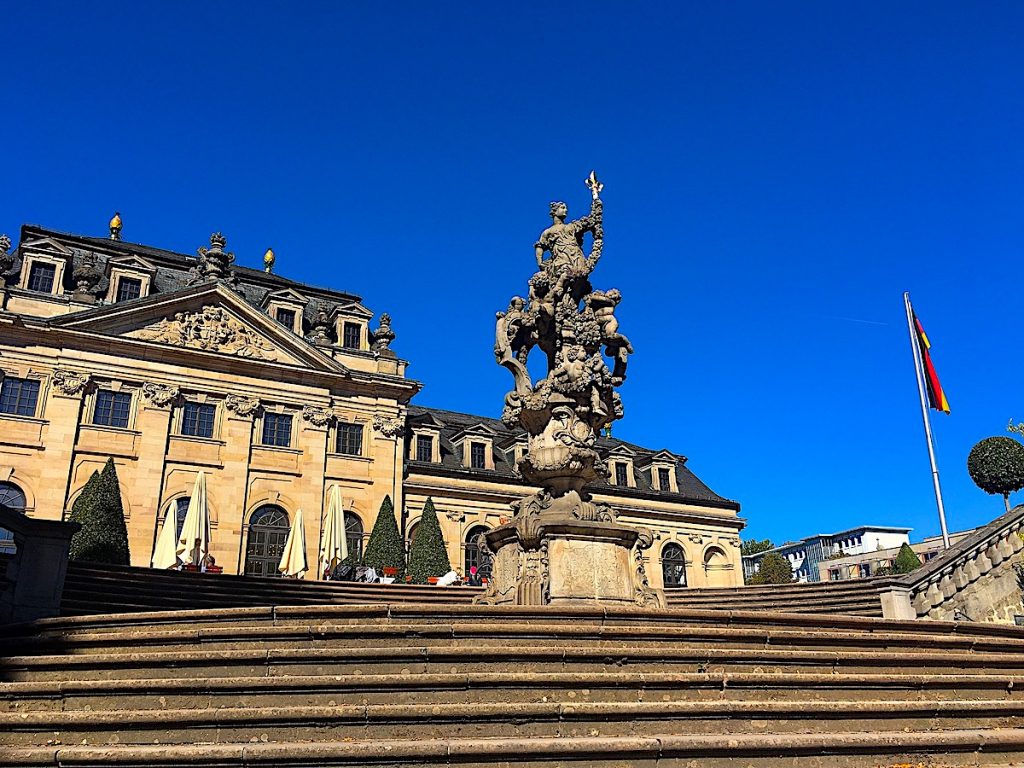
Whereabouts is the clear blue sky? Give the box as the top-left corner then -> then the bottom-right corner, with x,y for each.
3,2 -> 1022,546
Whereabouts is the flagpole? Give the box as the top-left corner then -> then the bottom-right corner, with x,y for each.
903,292 -> 951,549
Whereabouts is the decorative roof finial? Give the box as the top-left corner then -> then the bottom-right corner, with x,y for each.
193,232 -> 235,282
263,247 -> 275,273
371,312 -> 396,355
109,212 -> 122,241
0,234 -> 13,286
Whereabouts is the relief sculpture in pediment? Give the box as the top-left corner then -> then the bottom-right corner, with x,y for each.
131,306 -> 280,361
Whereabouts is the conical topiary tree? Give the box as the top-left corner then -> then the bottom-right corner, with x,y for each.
68,458 -> 130,565
362,495 -> 405,577
894,542 -> 922,574
746,552 -> 793,585
408,498 -> 451,584
967,436 -> 1024,512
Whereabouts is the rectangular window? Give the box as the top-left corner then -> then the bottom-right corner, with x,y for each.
342,322 -> 361,349
181,402 -> 217,438
115,277 -> 142,302
614,461 -> 628,486
261,412 -> 293,447
657,467 -> 671,491
275,308 -> 296,329
415,434 -> 433,462
470,441 -> 486,469
829,569 -> 841,581
0,377 -> 40,417
93,389 -> 132,428
858,563 -> 872,578
335,421 -> 364,456
27,262 -> 56,293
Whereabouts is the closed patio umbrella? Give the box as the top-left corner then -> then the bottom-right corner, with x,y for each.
176,471 -> 211,570
278,507 -> 308,578
151,503 -> 179,569
319,485 -> 348,579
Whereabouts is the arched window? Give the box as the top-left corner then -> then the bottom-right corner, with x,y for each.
406,522 -> 419,552
244,505 -> 289,578
345,512 -> 364,562
174,497 -> 190,539
0,481 -> 27,555
661,542 -> 687,587
464,525 -> 492,581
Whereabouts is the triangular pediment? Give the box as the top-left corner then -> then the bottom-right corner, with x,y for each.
408,411 -> 446,430
50,283 -> 348,374
262,287 -> 309,307
605,443 -> 638,458
107,254 -> 157,274
451,422 -> 500,442
19,236 -> 73,258
331,301 -> 373,320
637,449 -> 686,467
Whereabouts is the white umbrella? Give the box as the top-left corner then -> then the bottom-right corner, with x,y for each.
176,471 -> 211,570
151,503 -> 179,569
319,485 -> 348,579
278,508 -> 308,578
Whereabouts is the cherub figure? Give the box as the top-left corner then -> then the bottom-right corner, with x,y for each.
587,289 -> 633,383
494,296 -> 535,364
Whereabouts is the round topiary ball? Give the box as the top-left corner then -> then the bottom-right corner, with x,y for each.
967,436 -> 1024,500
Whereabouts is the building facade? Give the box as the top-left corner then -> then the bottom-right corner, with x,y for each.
816,528 -> 977,581
0,222 -> 744,589
743,526 -> 912,582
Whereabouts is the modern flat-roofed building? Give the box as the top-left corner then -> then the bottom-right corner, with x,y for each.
743,525 -> 912,582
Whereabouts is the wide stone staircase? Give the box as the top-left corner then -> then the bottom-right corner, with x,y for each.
4,603 -> 1024,766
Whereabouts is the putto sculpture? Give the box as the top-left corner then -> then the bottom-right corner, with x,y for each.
480,173 -> 660,607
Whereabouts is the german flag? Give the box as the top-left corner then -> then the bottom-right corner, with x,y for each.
913,312 -> 950,414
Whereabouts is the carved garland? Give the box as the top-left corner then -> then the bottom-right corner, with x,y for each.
301,405 -> 334,428
224,394 -> 261,418
372,414 -> 405,438
52,369 -> 92,397
141,382 -> 180,408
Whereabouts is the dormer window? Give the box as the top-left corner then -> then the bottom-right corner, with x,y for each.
614,461 -> 629,486
27,262 -> 56,293
470,441 -> 487,469
342,322 -> 361,350
275,307 -> 296,329
115,276 -> 142,303
657,467 -> 671,491
415,434 -> 434,462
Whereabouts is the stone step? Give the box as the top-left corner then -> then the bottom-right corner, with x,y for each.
5,643 -> 1024,682
9,619 -> 1024,659
5,699 -> 1024,747
3,670 -> 1021,713
7,728 -> 1024,767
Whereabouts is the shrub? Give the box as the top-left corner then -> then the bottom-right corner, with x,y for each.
740,538 -> 774,557
362,495 -> 405,576
747,552 -> 794,585
894,543 -> 922,574
408,498 -> 451,584
68,459 -> 130,565
967,436 -> 1024,511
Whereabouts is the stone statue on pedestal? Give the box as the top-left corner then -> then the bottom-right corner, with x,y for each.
479,173 -> 662,608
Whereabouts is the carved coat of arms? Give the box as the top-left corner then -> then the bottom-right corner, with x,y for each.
130,306 -> 280,361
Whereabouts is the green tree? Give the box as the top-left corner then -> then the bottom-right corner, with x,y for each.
967,436 -> 1024,511
893,542 -> 922,574
363,495 -> 405,576
747,552 -> 794,585
740,538 -> 774,557
407,498 -> 452,584
68,459 -> 130,565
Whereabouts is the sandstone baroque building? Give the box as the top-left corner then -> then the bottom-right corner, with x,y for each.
0,224 -> 743,588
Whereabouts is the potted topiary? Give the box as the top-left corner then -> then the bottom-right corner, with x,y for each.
408,498 -> 452,585
363,495 -> 405,579
68,459 -> 130,566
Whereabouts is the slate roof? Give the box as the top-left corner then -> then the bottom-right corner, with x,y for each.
407,405 -> 739,510
14,225 -> 368,331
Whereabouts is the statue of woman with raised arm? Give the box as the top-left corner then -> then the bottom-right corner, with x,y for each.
534,172 -> 604,276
